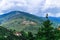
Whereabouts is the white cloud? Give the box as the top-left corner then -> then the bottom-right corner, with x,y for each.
0,0 -> 28,14
42,0 -> 60,10
24,0 -> 45,14
55,13 -> 60,17
0,0 -> 45,14
0,0 -> 14,10
41,0 -> 60,17
0,0 -> 60,17
0,0 -> 27,9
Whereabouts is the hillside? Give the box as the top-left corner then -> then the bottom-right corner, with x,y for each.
0,11 -> 43,33
0,26 -> 13,40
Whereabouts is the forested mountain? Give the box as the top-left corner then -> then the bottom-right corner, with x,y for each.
0,11 -> 43,33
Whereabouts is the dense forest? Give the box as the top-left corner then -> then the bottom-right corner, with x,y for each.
0,15 -> 60,40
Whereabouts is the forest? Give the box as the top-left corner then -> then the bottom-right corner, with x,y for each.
0,16 -> 60,40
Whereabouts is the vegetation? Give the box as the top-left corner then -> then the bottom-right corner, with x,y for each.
0,14 -> 60,40
0,11 -> 42,33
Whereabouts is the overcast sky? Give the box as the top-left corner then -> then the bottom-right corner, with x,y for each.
0,0 -> 60,17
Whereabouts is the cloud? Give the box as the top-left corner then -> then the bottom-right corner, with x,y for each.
42,0 -> 60,10
41,0 -> 60,17
0,0 -> 14,12
42,12 -> 60,17
0,0 -> 44,14
47,13 -> 60,17
0,0 -> 60,17
23,0 -> 45,14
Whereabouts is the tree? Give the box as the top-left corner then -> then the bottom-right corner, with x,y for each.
35,27 -> 46,40
43,14 -> 55,40
19,31 -> 28,40
36,14 -> 55,40
28,32 -> 34,40
54,26 -> 60,40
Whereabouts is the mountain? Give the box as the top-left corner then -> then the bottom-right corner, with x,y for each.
0,11 -> 60,33
0,11 -> 43,33
40,17 -> 60,27
49,17 -> 60,23
49,17 -> 60,27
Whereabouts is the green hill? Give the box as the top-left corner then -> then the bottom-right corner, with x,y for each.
0,11 -> 43,33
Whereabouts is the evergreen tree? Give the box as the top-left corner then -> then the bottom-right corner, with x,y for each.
35,27 -> 46,40
36,14 -> 55,40
42,14 -> 55,40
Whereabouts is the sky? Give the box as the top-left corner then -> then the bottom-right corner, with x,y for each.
0,0 -> 60,17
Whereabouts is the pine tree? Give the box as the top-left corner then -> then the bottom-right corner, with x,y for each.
35,27 -> 46,40
42,14 -> 55,40
36,14 -> 55,40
